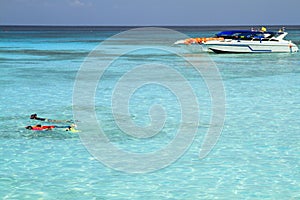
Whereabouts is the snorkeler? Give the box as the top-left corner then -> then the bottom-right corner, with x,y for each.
30,114 -> 73,123
25,124 -> 55,131
25,124 -> 79,132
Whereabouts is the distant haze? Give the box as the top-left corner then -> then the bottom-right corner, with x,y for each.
0,0 -> 299,26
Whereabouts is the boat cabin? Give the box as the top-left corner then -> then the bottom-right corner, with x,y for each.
215,30 -> 283,41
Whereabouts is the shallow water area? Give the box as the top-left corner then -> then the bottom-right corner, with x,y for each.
0,26 -> 300,199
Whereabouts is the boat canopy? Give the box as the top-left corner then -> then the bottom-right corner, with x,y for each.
215,30 -> 283,40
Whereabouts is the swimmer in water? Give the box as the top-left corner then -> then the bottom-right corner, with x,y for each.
25,124 -> 79,132
25,124 -> 55,131
30,114 -> 73,123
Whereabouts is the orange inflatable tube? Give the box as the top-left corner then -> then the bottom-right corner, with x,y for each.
184,37 -> 224,44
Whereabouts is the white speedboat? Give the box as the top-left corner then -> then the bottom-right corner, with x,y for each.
204,29 -> 299,53
175,28 -> 299,53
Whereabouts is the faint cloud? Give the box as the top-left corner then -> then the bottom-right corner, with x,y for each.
69,0 -> 92,7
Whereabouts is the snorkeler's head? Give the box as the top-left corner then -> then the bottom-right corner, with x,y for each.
30,114 -> 37,119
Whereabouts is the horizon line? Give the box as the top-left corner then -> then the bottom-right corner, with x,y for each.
1,24 -> 300,27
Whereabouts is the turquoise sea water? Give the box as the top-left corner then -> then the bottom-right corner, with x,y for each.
0,26 -> 300,199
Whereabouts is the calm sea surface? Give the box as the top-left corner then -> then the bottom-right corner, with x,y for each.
0,26 -> 300,199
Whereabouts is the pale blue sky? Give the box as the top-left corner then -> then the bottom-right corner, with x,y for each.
0,0 -> 299,26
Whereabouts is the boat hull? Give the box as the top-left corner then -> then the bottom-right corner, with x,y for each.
205,40 -> 299,53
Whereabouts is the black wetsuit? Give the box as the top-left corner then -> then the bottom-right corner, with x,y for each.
34,117 -> 47,121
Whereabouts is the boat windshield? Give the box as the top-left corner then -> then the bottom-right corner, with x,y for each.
215,30 -> 277,40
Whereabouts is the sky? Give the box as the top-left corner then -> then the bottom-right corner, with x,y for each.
0,0 -> 299,26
